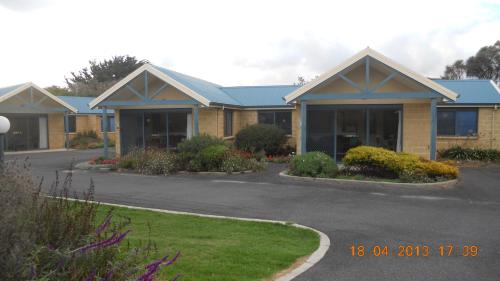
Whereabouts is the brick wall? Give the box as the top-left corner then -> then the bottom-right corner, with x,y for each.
238,110 -> 257,130
114,110 -> 121,156
402,103 -> 431,158
48,113 -> 65,149
199,108 -> 224,138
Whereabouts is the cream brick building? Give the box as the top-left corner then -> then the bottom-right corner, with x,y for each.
0,83 -> 77,151
87,48 -> 500,160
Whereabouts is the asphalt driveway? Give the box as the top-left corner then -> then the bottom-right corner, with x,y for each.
6,149 -> 500,281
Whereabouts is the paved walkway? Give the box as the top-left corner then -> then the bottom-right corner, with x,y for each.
7,150 -> 500,281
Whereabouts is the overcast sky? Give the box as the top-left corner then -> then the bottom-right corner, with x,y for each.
0,0 -> 499,88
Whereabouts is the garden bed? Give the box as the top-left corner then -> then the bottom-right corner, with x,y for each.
439,146 -> 500,166
287,147 -> 459,185
280,170 -> 458,188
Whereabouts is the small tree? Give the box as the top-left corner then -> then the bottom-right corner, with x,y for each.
442,60 -> 467,80
45,85 -> 72,96
442,41 -> 500,85
65,55 -> 146,96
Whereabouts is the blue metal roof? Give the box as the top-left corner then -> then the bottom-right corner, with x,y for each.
433,79 -> 500,104
152,65 -> 241,105
59,96 -> 114,114
221,85 -> 298,107
0,83 -> 25,97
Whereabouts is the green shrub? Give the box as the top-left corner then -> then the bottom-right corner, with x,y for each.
199,144 -> 230,171
343,146 -> 458,181
440,146 -> 500,161
235,124 -> 287,155
178,134 -> 227,154
120,148 -> 178,175
289,152 -> 338,178
177,135 -> 229,171
222,154 -> 251,174
221,154 -> 267,174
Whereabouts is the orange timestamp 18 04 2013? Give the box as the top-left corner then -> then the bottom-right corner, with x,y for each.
350,243 -> 479,257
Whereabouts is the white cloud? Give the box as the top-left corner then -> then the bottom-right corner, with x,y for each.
0,0 -> 499,88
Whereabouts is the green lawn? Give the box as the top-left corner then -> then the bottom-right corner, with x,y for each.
96,205 -> 319,281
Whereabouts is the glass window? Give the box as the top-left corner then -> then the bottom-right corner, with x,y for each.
258,111 -> 292,134
100,116 -> 115,132
275,112 -> 292,135
65,115 -> 76,133
224,110 -> 233,137
258,112 -> 274,125
456,111 -> 477,136
437,109 -> 477,136
168,112 -> 188,148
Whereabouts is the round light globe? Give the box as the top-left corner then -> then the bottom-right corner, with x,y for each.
0,116 -> 11,134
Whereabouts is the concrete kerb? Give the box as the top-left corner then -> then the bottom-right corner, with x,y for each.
5,148 -> 74,155
61,197 -> 331,281
279,170 -> 458,189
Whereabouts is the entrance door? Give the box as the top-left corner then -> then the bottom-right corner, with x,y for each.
4,114 -> 45,151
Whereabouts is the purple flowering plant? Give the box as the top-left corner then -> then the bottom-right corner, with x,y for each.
0,161 -> 180,281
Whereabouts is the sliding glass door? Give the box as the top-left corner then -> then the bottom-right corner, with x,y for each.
2,114 -> 48,151
307,105 -> 402,161
120,109 -> 190,155
336,109 -> 366,160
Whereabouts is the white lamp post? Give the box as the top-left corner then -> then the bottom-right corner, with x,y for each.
0,116 -> 11,165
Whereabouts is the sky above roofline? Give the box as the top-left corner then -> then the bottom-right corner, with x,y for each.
0,0 -> 499,89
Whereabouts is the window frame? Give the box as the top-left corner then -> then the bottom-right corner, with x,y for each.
437,108 -> 478,137
257,110 -> 292,135
65,115 -> 77,133
224,109 -> 233,137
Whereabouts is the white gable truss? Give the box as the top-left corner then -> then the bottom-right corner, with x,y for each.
89,64 -> 210,109
0,82 -> 77,113
284,47 -> 458,104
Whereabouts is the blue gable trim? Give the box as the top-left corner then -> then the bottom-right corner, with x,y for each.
99,100 -> 199,107
300,92 -> 441,101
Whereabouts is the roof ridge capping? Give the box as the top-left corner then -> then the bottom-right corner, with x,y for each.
221,84 -> 297,89
283,47 -> 459,103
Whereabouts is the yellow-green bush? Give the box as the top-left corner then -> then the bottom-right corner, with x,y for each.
343,146 -> 458,181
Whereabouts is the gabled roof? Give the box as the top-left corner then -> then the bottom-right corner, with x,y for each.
90,63 -> 241,108
153,65 -> 240,105
0,82 -> 77,113
221,85 -> 297,107
0,83 -> 26,97
433,79 -> 500,104
284,47 -> 459,103
59,96 -> 115,114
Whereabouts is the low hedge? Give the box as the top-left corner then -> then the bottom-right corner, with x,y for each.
289,152 -> 338,178
439,146 -> 500,161
343,146 -> 458,182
